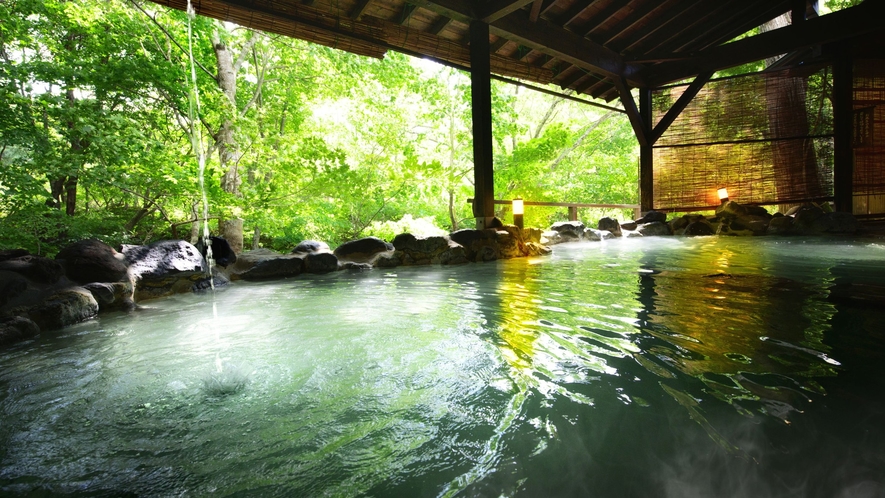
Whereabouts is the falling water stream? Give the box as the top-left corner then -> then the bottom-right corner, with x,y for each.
1,237 -> 884,496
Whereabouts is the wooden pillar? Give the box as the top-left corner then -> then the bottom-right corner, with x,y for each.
639,87 -> 654,212
469,21 -> 495,228
833,44 -> 854,213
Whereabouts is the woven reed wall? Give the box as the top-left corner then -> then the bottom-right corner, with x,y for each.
652,66 -> 835,211
853,59 -> 885,215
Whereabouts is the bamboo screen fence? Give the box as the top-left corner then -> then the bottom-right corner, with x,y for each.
853,59 -> 885,216
651,65 -> 835,211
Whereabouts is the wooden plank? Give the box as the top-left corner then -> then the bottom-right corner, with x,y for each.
556,0 -> 599,29
631,0 -> 746,58
647,1 -> 884,86
470,21 -> 496,222
529,0 -> 543,22
650,71 -> 711,144
481,0 -> 534,23
579,0 -> 625,38
614,76 -> 649,147
603,0 -> 683,50
489,36 -> 510,54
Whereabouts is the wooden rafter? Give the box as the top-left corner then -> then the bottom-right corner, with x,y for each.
428,16 -> 451,35
481,0 -> 534,23
350,0 -> 374,20
529,0 -> 543,22
648,1 -> 884,86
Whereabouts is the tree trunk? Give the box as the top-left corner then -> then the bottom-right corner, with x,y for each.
213,30 -> 241,195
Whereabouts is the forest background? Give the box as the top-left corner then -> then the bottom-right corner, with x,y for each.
0,0 -> 856,255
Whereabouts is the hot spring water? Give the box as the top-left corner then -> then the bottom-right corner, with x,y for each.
2,237 -> 884,496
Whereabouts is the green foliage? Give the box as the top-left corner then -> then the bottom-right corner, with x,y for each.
1,0 -> 641,254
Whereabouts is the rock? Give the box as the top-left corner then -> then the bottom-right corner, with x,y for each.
636,211 -> 667,224
56,239 -> 128,284
292,240 -> 330,254
637,221 -> 672,237
0,249 -> 30,262
792,204 -> 829,234
684,220 -> 715,236
450,229 -> 499,262
717,219 -> 755,236
196,236 -> 237,267
624,230 -> 643,238
333,237 -> 394,264
549,221 -> 585,241
526,242 -> 553,256
123,240 -> 216,301
541,230 -> 564,245
28,287 -> 99,330
374,253 -> 401,268
0,256 -> 64,284
341,261 -> 373,271
585,229 -> 614,241
522,227 -> 543,244
716,200 -> 748,218
304,251 -> 339,274
227,249 -> 305,281
598,217 -> 622,237
620,221 -> 638,231
82,281 -> 136,311
437,241 -> 469,265
824,212 -> 858,233
0,316 -> 40,347
0,271 -> 29,307
767,216 -> 794,235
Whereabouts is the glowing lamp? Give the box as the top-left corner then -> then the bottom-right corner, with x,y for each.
512,198 -> 524,229
717,187 -> 729,204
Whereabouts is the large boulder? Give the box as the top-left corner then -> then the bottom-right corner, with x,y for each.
637,221 -> 672,237
304,251 -> 339,273
292,240 -> 330,254
0,249 -> 30,262
56,239 -> 128,284
196,236 -> 237,267
824,211 -> 858,233
227,249 -> 305,281
82,281 -> 136,311
636,211 -> 667,224
0,316 -> 40,347
549,221 -> 585,241
392,233 -> 447,265
598,217 -> 623,237
333,237 -> 394,264
449,229 -> 499,262
767,215 -> 794,235
0,255 -> 64,284
585,229 -> 614,241
684,220 -> 716,236
28,287 -> 99,331
123,240 -> 220,301
0,271 -> 29,308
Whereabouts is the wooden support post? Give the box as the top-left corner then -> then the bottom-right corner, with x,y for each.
639,87 -> 654,213
470,21 -> 496,228
833,44 -> 854,213
568,206 -> 578,221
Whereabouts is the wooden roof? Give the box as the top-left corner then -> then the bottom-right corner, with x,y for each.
150,0 -> 882,103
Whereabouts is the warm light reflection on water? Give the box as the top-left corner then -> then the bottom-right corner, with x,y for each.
2,237 -> 884,497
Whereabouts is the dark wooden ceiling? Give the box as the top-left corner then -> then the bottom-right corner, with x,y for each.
148,0 -> 881,103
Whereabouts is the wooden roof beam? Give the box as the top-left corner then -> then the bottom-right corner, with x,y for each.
491,9 -> 645,85
528,0 -> 543,22
413,0 -> 643,85
647,1 -> 884,86
556,0 -> 598,30
480,0 -> 534,23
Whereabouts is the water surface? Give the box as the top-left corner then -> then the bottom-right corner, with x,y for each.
2,237 -> 884,497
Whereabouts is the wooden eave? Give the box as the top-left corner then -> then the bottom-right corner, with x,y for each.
146,0 -> 883,104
